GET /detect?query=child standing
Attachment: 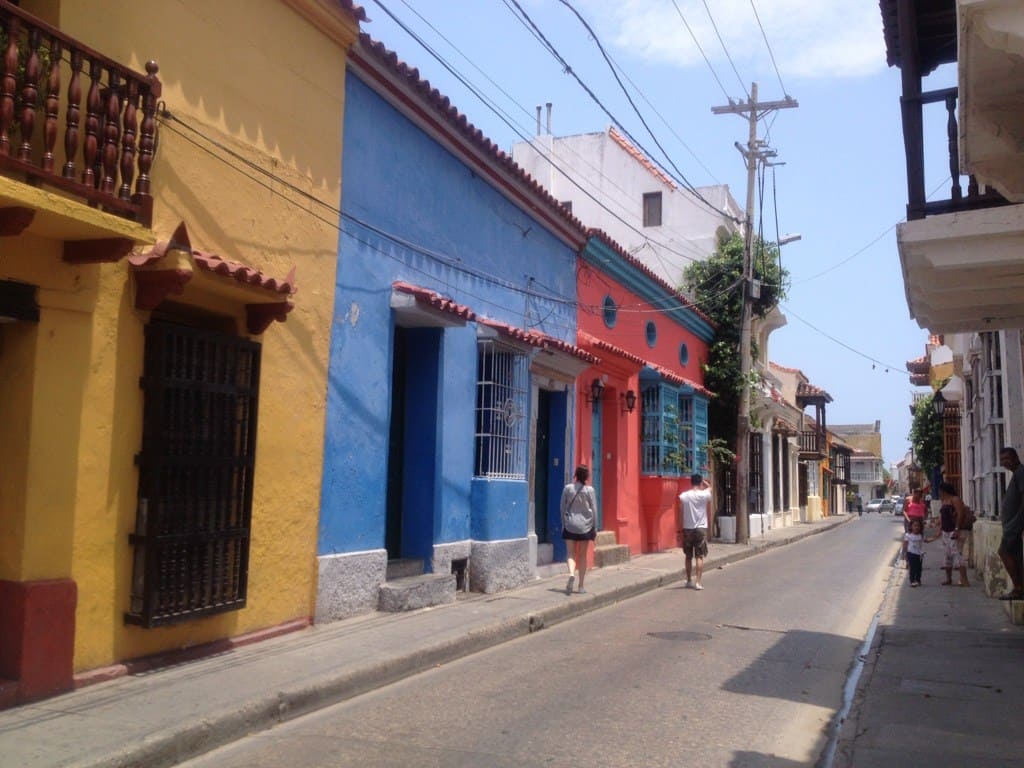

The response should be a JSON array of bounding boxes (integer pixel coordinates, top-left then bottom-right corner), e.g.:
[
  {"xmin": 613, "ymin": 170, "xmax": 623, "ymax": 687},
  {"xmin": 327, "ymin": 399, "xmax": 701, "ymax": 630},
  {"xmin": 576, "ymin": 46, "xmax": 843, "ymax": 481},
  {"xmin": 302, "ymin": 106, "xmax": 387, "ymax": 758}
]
[{"xmin": 903, "ymin": 518, "xmax": 934, "ymax": 587}]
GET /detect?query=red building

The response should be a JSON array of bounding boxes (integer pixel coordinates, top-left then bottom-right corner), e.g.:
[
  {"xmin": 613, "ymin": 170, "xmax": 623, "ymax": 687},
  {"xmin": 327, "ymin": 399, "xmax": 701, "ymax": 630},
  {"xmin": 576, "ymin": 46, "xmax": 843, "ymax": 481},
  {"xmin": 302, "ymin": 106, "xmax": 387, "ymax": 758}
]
[{"xmin": 574, "ymin": 232, "xmax": 715, "ymax": 556}]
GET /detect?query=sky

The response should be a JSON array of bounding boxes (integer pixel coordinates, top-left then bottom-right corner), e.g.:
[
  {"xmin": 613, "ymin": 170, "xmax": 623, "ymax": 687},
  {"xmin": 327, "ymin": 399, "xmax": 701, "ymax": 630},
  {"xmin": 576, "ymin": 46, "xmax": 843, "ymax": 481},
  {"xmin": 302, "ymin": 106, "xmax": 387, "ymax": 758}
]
[{"xmin": 358, "ymin": 0, "xmax": 955, "ymax": 467}]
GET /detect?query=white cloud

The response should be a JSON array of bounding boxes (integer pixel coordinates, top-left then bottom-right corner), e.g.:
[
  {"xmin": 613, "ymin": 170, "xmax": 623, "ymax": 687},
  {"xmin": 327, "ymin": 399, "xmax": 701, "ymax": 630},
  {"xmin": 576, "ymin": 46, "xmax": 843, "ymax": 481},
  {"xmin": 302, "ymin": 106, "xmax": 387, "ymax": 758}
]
[{"xmin": 580, "ymin": 0, "xmax": 886, "ymax": 84}]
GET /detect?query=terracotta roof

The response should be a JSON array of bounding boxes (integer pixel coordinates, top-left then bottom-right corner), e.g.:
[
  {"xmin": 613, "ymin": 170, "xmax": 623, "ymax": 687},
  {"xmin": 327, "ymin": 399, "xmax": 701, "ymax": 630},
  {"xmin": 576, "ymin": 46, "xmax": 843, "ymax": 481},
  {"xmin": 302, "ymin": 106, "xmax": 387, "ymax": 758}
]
[
  {"xmin": 646, "ymin": 363, "xmax": 714, "ymax": 398},
  {"xmin": 910, "ymin": 371, "xmax": 929, "ymax": 386},
  {"xmin": 585, "ymin": 228, "xmax": 714, "ymax": 328},
  {"xmin": 353, "ymin": 34, "xmax": 587, "ymax": 246},
  {"xmin": 773, "ymin": 418, "xmax": 798, "ymax": 436},
  {"xmin": 607, "ymin": 126, "xmax": 677, "ymax": 190},
  {"xmin": 338, "ymin": 0, "xmax": 368, "ymax": 21},
  {"xmin": 392, "ymin": 281, "xmax": 476, "ymax": 321},
  {"xmin": 130, "ymin": 222, "xmax": 296, "ymax": 296},
  {"xmin": 578, "ymin": 331, "xmax": 645, "ymax": 367},
  {"xmin": 769, "ymin": 361, "xmax": 805, "ymax": 377},
  {"xmin": 797, "ymin": 381, "xmax": 833, "ymax": 402},
  {"xmin": 479, "ymin": 318, "xmax": 599, "ymax": 364}
]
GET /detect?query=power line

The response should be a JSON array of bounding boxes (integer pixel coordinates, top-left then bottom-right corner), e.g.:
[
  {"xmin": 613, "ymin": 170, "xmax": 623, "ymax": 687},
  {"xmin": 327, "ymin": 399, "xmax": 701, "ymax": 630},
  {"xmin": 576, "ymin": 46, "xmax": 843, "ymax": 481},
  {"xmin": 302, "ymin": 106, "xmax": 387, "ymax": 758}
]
[
  {"xmin": 501, "ymin": 0, "xmax": 738, "ymax": 224},
  {"xmin": 701, "ymin": 0, "xmax": 748, "ymax": 99},
  {"xmin": 780, "ymin": 303, "xmax": 911, "ymax": 377},
  {"xmin": 374, "ymin": 0, "xmax": 722, "ymax": 265},
  {"xmin": 158, "ymin": 110, "xmax": 737, "ymax": 321},
  {"xmin": 748, "ymin": 0, "xmax": 788, "ymax": 97},
  {"xmin": 670, "ymin": 0, "xmax": 730, "ymax": 102}
]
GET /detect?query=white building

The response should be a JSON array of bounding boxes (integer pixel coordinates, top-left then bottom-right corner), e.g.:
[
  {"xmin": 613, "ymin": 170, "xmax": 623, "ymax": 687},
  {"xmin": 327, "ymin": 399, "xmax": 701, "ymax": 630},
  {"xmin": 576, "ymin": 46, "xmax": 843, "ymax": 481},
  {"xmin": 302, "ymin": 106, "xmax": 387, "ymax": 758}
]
[{"xmin": 511, "ymin": 125, "xmax": 742, "ymax": 287}]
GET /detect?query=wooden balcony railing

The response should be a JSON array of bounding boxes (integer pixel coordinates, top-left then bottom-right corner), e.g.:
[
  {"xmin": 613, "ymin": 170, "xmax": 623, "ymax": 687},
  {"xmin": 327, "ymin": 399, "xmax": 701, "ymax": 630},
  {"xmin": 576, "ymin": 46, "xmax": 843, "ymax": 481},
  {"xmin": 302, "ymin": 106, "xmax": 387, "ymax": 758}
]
[
  {"xmin": 901, "ymin": 86, "xmax": 1008, "ymax": 221},
  {"xmin": 798, "ymin": 429, "xmax": 824, "ymax": 458},
  {"xmin": 0, "ymin": 2, "xmax": 160, "ymax": 225}
]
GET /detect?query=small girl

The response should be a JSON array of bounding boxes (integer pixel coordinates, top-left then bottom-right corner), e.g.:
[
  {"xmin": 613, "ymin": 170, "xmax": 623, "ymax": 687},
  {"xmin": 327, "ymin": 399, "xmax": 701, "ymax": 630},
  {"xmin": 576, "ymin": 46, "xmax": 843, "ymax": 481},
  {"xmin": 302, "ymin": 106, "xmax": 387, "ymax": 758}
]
[{"xmin": 904, "ymin": 518, "xmax": 936, "ymax": 587}]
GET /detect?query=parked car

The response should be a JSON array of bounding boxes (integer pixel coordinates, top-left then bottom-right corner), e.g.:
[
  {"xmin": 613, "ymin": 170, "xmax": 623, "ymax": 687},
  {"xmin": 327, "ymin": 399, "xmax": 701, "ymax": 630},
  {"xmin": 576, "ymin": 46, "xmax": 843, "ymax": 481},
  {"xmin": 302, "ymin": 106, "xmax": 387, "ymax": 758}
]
[
  {"xmin": 892, "ymin": 497, "xmax": 904, "ymax": 515},
  {"xmin": 865, "ymin": 497, "xmax": 893, "ymax": 513}
]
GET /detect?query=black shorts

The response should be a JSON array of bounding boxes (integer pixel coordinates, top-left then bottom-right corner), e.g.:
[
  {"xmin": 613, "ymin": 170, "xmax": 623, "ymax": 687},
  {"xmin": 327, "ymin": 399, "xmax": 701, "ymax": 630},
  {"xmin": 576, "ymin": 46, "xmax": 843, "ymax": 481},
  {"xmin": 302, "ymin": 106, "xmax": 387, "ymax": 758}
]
[
  {"xmin": 999, "ymin": 529, "xmax": 1023, "ymax": 559},
  {"xmin": 562, "ymin": 528, "xmax": 596, "ymax": 541}
]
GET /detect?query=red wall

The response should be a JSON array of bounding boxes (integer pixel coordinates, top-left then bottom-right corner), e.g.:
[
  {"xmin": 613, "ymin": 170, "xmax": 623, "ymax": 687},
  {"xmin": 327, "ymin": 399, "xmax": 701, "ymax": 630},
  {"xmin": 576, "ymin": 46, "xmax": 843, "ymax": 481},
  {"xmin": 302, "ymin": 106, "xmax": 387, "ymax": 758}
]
[{"xmin": 575, "ymin": 260, "xmax": 711, "ymax": 553}]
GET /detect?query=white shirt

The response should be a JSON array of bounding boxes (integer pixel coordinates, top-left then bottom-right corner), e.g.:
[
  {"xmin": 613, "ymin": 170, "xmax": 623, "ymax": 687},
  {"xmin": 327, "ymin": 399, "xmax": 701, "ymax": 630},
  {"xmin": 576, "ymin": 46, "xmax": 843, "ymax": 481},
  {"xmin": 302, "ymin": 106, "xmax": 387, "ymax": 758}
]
[
  {"xmin": 905, "ymin": 532, "xmax": 924, "ymax": 556},
  {"xmin": 678, "ymin": 487, "xmax": 712, "ymax": 530}
]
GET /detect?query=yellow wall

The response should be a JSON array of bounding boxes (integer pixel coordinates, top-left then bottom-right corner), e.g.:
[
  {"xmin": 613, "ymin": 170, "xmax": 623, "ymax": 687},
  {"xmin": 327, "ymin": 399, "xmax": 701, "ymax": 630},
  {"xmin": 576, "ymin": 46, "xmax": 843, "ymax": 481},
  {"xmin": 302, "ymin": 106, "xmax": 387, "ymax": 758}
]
[
  {"xmin": 8, "ymin": 0, "xmax": 358, "ymax": 671},
  {"xmin": 839, "ymin": 432, "xmax": 883, "ymax": 458}
]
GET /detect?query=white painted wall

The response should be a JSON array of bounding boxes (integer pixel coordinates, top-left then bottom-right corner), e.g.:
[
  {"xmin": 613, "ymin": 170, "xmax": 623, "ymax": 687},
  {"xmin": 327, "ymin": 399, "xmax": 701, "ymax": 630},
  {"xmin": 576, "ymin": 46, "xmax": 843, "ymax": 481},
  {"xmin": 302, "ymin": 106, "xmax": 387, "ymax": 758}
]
[{"xmin": 512, "ymin": 128, "xmax": 741, "ymax": 287}]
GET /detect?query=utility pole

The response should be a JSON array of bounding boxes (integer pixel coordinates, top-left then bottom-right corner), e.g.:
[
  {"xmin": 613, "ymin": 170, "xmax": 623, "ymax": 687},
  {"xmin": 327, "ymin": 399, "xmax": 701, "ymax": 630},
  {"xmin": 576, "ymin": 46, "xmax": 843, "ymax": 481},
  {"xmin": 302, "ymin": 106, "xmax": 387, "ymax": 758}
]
[{"xmin": 712, "ymin": 83, "xmax": 797, "ymax": 544}]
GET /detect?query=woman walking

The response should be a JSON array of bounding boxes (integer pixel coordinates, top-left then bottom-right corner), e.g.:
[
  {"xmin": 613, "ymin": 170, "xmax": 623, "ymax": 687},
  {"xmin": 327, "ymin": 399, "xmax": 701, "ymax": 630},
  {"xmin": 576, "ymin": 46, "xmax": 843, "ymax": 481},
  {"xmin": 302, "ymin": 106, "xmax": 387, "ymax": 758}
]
[{"xmin": 560, "ymin": 465, "xmax": 598, "ymax": 595}]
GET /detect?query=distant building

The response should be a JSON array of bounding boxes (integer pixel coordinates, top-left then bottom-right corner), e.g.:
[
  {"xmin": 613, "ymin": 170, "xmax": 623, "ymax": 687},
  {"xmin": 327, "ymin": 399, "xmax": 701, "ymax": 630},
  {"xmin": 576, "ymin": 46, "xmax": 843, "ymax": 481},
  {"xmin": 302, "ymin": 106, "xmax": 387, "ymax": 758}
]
[
  {"xmin": 832, "ymin": 423, "xmax": 885, "ymax": 500},
  {"xmin": 511, "ymin": 126, "xmax": 742, "ymax": 288}
]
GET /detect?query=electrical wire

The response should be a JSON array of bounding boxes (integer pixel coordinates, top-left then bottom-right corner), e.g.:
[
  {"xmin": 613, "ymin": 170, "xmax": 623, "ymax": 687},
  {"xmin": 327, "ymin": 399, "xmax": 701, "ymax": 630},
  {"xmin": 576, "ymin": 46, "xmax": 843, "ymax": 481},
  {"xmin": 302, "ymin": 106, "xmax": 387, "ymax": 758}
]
[
  {"xmin": 779, "ymin": 303, "xmax": 911, "ymax": 377},
  {"xmin": 670, "ymin": 0, "xmax": 730, "ymax": 102},
  {"xmin": 500, "ymin": 0, "xmax": 738, "ymax": 224},
  {"xmin": 749, "ymin": 0, "xmax": 788, "ymax": 97},
  {"xmin": 374, "ymin": 0, "xmax": 723, "ymax": 266},
  {"xmin": 700, "ymin": 0, "xmax": 749, "ymax": 99}
]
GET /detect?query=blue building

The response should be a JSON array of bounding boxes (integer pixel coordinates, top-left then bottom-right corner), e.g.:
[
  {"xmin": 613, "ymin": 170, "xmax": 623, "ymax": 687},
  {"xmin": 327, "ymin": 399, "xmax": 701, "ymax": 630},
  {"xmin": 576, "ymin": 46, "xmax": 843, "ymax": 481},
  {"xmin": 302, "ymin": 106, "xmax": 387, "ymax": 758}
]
[{"xmin": 316, "ymin": 37, "xmax": 594, "ymax": 620}]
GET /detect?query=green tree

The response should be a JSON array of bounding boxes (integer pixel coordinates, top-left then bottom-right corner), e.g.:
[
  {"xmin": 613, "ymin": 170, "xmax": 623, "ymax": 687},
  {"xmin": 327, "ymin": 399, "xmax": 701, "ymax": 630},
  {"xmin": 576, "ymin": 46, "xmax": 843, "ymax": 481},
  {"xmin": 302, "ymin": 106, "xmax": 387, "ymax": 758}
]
[
  {"xmin": 682, "ymin": 233, "xmax": 789, "ymax": 453},
  {"xmin": 909, "ymin": 394, "xmax": 944, "ymax": 478}
]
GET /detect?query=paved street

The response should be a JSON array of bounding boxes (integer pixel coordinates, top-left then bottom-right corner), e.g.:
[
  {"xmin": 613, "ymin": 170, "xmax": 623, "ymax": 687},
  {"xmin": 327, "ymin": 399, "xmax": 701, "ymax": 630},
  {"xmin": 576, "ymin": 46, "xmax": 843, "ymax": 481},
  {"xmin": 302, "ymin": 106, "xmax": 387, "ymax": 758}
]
[{"xmin": 181, "ymin": 516, "xmax": 900, "ymax": 767}]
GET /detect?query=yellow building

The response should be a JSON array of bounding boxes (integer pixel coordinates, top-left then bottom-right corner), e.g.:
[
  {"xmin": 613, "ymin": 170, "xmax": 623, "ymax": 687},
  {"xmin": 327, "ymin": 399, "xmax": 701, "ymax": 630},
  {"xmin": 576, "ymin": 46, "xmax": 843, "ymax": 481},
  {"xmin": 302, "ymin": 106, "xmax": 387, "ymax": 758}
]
[{"xmin": 0, "ymin": 0, "xmax": 362, "ymax": 706}]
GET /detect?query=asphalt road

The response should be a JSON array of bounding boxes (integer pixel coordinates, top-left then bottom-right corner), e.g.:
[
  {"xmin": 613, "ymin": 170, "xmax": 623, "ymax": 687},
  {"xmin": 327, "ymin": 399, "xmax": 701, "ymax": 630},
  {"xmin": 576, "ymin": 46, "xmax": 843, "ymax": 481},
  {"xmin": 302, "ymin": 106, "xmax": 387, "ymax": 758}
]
[{"xmin": 183, "ymin": 515, "xmax": 905, "ymax": 768}]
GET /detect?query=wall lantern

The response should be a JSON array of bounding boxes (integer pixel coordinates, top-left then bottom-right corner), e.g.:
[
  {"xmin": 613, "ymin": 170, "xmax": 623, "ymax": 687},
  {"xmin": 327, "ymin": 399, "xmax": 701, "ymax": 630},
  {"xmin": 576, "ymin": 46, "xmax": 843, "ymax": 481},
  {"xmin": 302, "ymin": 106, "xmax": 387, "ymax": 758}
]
[
  {"xmin": 621, "ymin": 389, "xmax": 637, "ymax": 414},
  {"xmin": 586, "ymin": 377, "xmax": 605, "ymax": 409},
  {"xmin": 932, "ymin": 390, "xmax": 946, "ymax": 418}
]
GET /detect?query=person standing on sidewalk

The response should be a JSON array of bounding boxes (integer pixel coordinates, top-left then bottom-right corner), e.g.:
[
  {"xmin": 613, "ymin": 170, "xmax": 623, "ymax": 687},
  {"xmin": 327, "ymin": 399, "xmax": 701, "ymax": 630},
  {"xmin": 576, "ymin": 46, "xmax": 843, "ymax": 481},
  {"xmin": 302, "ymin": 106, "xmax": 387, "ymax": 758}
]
[
  {"xmin": 903, "ymin": 518, "xmax": 929, "ymax": 587},
  {"xmin": 903, "ymin": 488, "xmax": 927, "ymax": 533},
  {"xmin": 677, "ymin": 473, "xmax": 713, "ymax": 590},
  {"xmin": 997, "ymin": 447, "xmax": 1024, "ymax": 600},
  {"xmin": 560, "ymin": 465, "xmax": 597, "ymax": 595},
  {"xmin": 937, "ymin": 482, "xmax": 971, "ymax": 587}
]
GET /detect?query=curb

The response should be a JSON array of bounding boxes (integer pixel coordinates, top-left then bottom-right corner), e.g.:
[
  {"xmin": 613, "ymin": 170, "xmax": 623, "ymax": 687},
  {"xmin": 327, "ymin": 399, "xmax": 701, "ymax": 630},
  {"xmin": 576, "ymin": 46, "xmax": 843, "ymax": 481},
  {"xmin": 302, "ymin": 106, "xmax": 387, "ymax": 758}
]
[{"xmin": 71, "ymin": 518, "xmax": 852, "ymax": 768}]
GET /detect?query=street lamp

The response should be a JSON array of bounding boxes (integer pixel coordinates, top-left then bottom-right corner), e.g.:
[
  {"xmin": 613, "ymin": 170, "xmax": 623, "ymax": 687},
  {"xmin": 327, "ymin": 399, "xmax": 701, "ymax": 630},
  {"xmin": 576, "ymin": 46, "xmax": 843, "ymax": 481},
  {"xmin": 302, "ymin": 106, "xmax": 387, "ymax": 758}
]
[
  {"xmin": 777, "ymin": 233, "xmax": 802, "ymax": 246},
  {"xmin": 933, "ymin": 390, "xmax": 947, "ymax": 418}
]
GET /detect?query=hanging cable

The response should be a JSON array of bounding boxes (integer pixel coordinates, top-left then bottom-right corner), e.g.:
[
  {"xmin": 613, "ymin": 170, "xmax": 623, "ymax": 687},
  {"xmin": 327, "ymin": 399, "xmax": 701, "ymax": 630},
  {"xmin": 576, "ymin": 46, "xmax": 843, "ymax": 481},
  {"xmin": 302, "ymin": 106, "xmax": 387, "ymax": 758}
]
[
  {"xmin": 700, "ymin": 0, "xmax": 749, "ymax": 98},
  {"xmin": 749, "ymin": 0, "xmax": 788, "ymax": 97}
]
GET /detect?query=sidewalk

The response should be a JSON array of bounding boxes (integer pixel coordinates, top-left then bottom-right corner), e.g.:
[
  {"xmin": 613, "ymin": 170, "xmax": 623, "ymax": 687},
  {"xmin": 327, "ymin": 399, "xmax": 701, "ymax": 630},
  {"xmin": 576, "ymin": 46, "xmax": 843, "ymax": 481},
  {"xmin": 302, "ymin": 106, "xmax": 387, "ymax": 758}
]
[
  {"xmin": 834, "ymin": 533, "xmax": 1024, "ymax": 767},
  {"xmin": 0, "ymin": 516, "xmax": 851, "ymax": 768}
]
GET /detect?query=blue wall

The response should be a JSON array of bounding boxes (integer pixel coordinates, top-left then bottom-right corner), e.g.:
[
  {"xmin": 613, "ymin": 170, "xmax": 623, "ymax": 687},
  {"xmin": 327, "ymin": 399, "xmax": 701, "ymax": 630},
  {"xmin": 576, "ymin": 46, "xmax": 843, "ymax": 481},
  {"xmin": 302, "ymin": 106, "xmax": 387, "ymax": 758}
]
[{"xmin": 318, "ymin": 73, "xmax": 577, "ymax": 556}]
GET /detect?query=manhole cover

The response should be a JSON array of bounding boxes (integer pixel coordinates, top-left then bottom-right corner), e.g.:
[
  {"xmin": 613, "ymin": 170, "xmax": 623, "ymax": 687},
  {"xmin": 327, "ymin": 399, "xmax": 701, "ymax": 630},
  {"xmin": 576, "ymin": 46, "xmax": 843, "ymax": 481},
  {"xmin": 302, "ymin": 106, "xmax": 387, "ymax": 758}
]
[{"xmin": 647, "ymin": 631, "xmax": 712, "ymax": 642}]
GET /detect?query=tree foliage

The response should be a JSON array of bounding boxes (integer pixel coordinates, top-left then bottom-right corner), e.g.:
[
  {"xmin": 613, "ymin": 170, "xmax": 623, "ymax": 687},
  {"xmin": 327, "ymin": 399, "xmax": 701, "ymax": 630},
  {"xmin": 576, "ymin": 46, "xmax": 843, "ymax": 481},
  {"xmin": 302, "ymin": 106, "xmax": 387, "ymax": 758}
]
[
  {"xmin": 909, "ymin": 395, "xmax": 944, "ymax": 478},
  {"xmin": 682, "ymin": 233, "xmax": 790, "ymax": 450}
]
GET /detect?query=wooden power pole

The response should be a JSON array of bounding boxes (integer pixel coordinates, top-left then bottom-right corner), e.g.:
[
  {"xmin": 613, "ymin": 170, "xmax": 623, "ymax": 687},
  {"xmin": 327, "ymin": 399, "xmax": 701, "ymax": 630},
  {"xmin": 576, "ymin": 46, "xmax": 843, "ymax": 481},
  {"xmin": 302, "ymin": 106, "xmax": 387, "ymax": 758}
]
[{"xmin": 712, "ymin": 83, "xmax": 797, "ymax": 544}]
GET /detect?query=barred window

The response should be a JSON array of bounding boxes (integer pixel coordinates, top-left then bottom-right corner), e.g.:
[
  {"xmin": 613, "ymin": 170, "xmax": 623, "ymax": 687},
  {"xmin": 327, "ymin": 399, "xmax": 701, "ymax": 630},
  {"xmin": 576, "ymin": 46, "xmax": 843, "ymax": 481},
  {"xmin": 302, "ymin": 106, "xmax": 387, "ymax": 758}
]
[
  {"xmin": 641, "ymin": 382, "xmax": 707, "ymax": 476},
  {"xmin": 474, "ymin": 340, "xmax": 528, "ymax": 479},
  {"xmin": 126, "ymin": 320, "xmax": 260, "ymax": 628}
]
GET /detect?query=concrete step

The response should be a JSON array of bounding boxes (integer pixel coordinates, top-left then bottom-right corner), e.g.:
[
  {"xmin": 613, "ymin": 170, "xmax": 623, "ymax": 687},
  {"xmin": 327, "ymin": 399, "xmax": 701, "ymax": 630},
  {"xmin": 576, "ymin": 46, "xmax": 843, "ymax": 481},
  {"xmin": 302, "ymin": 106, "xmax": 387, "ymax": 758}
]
[
  {"xmin": 594, "ymin": 544, "xmax": 631, "ymax": 568},
  {"xmin": 386, "ymin": 558, "xmax": 424, "ymax": 580},
  {"xmin": 378, "ymin": 573, "xmax": 456, "ymax": 612},
  {"xmin": 594, "ymin": 530, "xmax": 630, "ymax": 568}
]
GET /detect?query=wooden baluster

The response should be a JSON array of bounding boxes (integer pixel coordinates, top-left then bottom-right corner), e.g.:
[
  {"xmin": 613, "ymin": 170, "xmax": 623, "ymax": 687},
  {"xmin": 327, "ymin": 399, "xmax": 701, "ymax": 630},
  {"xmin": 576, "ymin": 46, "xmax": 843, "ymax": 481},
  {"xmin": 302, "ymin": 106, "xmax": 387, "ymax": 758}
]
[
  {"xmin": 0, "ymin": 19, "xmax": 18, "ymax": 158},
  {"xmin": 62, "ymin": 48, "xmax": 83, "ymax": 179},
  {"xmin": 100, "ymin": 70, "xmax": 121, "ymax": 194},
  {"xmin": 82, "ymin": 58, "xmax": 101, "ymax": 188},
  {"xmin": 42, "ymin": 37, "xmax": 61, "ymax": 174},
  {"xmin": 17, "ymin": 26, "xmax": 40, "ymax": 162},
  {"xmin": 946, "ymin": 93, "xmax": 961, "ymax": 202},
  {"xmin": 134, "ymin": 61, "xmax": 160, "ymax": 217},
  {"xmin": 119, "ymin": 78, "xmax": 138, "ymax": 199}
]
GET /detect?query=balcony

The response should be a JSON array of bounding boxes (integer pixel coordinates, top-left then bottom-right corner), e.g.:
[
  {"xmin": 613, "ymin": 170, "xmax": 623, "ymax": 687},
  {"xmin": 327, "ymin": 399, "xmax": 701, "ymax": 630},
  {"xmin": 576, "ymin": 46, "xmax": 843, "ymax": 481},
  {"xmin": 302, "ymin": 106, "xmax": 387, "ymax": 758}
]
[
  {"xmin": 798, "ymin": 429, "xmax": 825, "ymax": 461},
  {"xmin": 881, "ymin": 0, "xmax": 1024, "ymax": 334},
  {"xmin": 0, "ymin": 2, "xmax": 160, "ymax": 236}
]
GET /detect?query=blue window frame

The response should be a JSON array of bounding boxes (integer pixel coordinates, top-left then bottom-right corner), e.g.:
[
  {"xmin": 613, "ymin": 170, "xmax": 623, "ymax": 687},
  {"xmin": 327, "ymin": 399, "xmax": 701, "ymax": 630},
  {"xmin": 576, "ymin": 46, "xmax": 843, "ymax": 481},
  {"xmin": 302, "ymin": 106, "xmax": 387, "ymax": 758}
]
[
  {"xmin": 640, "ymin": 375, "xmax": 709, "ymax": 476},
  {"xmin": 602, "ymin": 295, "xmax": 618, "ymax": 328},
  {"xmin": 645, "ymin": 320, "xmax": 657, "ymax": 348}
]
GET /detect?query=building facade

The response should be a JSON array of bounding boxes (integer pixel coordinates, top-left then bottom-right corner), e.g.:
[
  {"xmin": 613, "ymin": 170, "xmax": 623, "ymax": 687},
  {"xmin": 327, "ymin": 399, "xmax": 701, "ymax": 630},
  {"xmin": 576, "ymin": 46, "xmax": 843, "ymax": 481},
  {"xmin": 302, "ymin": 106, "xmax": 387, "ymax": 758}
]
[{"xmin": 0, "ymin": 0, "xmax": 362, "ymax": 707}]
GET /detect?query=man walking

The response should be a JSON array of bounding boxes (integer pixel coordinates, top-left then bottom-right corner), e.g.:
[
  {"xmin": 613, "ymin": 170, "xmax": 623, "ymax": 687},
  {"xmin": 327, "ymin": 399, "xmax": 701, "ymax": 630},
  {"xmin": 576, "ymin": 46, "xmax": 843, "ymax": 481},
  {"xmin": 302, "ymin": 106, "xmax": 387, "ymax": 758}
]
[
  {"xmin": 998, "ymin": 447, "xmax": 1024, "ymax": 600},
  {"xmin": 678, "ymin": 473, "xmax": 714, "ymax": 590}
]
